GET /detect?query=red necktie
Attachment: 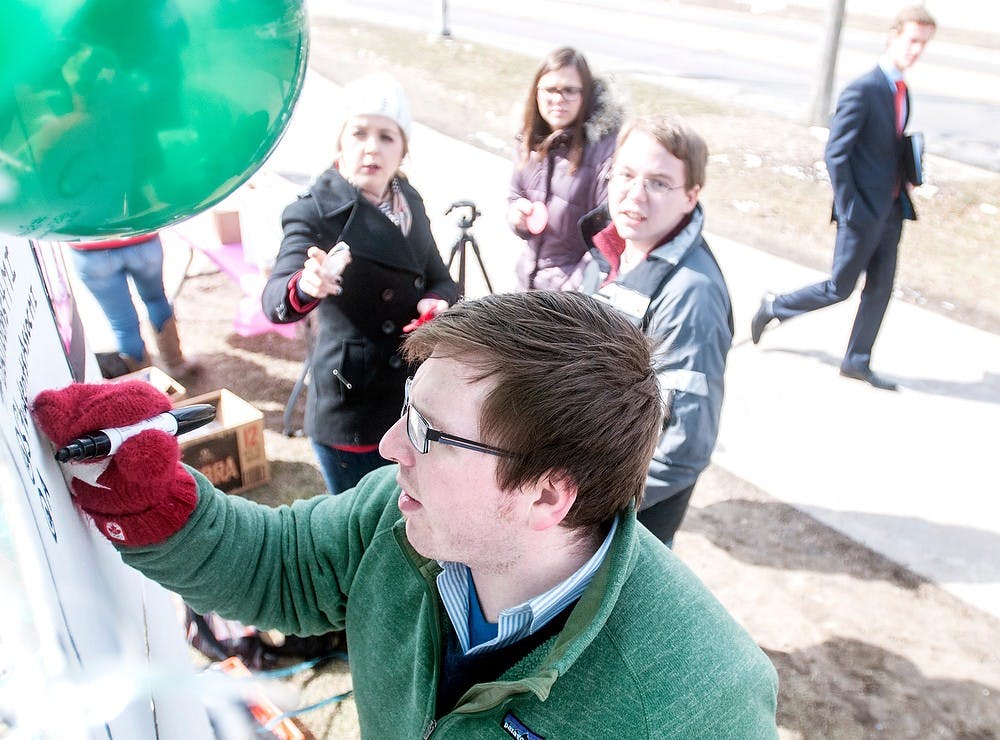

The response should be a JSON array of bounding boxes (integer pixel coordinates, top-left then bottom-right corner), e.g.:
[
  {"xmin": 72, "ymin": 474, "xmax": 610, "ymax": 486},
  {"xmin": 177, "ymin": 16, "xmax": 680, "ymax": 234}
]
[{"xmin": 894, "ymin": 80, "xmax": 907, "ymax": 136}]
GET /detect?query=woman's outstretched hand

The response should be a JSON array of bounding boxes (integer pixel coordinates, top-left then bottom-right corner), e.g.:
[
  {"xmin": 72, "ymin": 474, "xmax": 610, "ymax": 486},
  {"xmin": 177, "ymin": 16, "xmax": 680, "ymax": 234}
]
[{"xmin": 299, "ymin": 243, "xmax": 352, "ymax": 298}]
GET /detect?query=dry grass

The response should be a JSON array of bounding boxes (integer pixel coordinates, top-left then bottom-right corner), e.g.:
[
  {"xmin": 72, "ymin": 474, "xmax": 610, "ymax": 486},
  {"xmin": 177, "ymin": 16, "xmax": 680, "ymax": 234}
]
[
  {"xmin": 310, "ymin": 17, "xmax": 1000, "ymax": 333},
  {"xmin": 172, "ymin": 259, "xmax": 1000, "ymax": 739},
  {"xmin": 164, "ymin": 17, "xmax": 1000, "ymax": 737}
]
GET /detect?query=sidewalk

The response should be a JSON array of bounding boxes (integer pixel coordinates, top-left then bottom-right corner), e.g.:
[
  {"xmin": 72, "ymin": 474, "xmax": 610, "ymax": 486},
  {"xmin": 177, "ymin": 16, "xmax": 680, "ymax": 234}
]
[
  {"xmin": 259, "ymin": 70, "xmax": 524, "ymax": 295},
  {"xmin": 256, "ymin": 69, "xmax": 1000, "ymax": 618},
  {"xmin": 83, "ymin": 68, "xmax": 992, "ymax": 620},
  {"xmin": 718, "ymin": 238, "xmax": 1000, "ymax": 618}
]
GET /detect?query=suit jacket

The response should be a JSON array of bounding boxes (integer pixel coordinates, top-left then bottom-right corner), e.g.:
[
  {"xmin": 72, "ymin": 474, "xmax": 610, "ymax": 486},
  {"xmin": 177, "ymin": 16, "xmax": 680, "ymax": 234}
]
[{"xmin": 825, "ymin": 66, "xmax": 916, "ymax": 227}]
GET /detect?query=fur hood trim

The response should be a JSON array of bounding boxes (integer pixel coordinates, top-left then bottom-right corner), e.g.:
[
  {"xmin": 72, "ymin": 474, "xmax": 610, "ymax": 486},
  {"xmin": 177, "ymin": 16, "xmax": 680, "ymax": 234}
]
[{"xmin": 585, "ymin": 77, "xmax": 626, "ymax": 144}]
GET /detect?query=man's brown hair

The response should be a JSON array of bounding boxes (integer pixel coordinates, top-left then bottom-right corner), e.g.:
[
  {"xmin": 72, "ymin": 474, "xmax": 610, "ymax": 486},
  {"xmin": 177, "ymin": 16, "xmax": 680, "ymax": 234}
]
[
  {"xmin": 616, "ymin": 115, "xmax": 708, "ymax": 191},
  {"xmin": 402, "ymin": 291, "xmax": 663, "ymax": 532},
  {"xmin": 891, "ymin": 5, "xmax": 937, "ymax": 31}
]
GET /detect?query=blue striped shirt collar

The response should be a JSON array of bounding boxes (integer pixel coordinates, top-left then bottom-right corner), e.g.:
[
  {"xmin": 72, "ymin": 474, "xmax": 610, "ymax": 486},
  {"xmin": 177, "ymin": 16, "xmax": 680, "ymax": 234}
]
[{"xmin": 437, "ymin": 516, "xmax": 619, "ymax": 656}]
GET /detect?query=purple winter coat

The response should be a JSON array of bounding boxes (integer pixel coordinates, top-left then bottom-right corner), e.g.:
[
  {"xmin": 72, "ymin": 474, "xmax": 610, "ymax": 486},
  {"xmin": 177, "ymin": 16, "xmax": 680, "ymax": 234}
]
[{"xmin": 508, "ymin": 80, "xmax": 624, "ymax": 291}]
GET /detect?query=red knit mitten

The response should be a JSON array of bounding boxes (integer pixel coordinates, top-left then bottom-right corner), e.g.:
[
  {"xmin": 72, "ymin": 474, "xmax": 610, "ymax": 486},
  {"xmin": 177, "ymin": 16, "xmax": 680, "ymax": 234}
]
[{"xmin": 32, "ymin": 381, "xmax": 198, "ymax": 546}]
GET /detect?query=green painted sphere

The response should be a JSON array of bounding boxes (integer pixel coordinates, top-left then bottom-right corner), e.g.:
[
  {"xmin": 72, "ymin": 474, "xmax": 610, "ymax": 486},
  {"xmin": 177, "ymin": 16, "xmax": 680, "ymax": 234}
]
[{"xmin": 0, "ymin": 0, "xmax": 308, "ymax": 238}]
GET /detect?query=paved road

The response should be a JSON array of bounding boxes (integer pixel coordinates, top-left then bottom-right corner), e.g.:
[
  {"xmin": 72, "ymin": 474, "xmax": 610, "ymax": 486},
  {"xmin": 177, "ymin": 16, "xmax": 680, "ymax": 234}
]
[{"xmin": 311, "ymin": 0, "xmax": 1000, "ymax": 170}]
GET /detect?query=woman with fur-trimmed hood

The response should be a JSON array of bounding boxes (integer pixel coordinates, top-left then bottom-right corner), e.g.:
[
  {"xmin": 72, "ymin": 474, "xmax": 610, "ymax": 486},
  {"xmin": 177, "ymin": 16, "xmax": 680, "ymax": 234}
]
[{"xmin": 508, "ymin": 47, "xmax": 625, "ymax": 291}]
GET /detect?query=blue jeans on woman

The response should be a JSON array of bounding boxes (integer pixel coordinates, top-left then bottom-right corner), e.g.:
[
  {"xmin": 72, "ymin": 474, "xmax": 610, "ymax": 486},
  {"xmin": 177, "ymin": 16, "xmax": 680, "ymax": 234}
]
[
  {"xmin": 71, "ymin": 238, "xmax": 173, "ymax": 361},
  {"xmin": 311, "ymin": 442, "xmax": 389, "ymax": 495}
]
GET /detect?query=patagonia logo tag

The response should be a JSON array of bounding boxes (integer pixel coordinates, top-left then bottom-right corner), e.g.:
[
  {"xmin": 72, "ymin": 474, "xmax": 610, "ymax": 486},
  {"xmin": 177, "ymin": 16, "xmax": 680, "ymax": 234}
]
[{"xmin": 501, "ymin": 711, "xmax": 545, "ymax": 740}]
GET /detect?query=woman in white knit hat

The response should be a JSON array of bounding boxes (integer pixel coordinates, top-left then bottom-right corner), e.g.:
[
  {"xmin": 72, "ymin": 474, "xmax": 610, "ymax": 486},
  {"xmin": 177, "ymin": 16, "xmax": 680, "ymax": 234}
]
[{"xmin": 262, "ymin": 73, "xmax": 458, "ymax": 495}]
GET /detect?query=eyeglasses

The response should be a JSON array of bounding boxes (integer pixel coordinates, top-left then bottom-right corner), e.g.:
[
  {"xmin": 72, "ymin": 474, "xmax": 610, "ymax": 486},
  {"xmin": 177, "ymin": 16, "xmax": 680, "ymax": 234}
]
[
  {"xmin": 537, "ymin": 85, "xmax": 583, "ymax": 101},
  {"xmin": 401, "ymin": 377, "xmax": 513, "ymax": 458},
  {"xmin": 608, "ymin": 170, "xmax": 686, "ymax": 197}
]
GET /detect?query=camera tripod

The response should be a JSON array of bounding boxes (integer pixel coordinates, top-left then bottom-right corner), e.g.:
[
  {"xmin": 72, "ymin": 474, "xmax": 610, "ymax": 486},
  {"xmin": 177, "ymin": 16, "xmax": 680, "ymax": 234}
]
[{"xmin": 445, "ymin": 200, "xmax": 493, "ymax": 296}]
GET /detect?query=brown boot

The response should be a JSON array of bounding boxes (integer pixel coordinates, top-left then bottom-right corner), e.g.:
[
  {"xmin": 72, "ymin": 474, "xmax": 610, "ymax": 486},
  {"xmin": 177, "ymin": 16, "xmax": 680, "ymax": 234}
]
[{"xmin": 154, "ymin": 316, "xmax": 201, "ymax": 378}]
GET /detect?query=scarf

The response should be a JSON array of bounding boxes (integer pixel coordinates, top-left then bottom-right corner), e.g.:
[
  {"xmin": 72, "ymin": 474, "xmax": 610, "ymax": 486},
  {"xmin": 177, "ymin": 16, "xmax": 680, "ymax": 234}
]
[{"xmin": 376, "ymin": 177, "xmax": 412, "ymax": 236}]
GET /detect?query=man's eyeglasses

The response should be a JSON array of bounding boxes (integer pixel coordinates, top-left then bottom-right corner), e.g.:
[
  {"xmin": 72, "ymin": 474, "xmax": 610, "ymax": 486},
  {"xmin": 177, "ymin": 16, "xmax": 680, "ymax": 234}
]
[
  {"xmin": 608, "ymin": 169, "xmax": 686, "ymax": 197},
  {"xmin": 537, "ymin": 85, "xmax": 583, "ymax": 101},
  {"xmin": 401, "ymin": 377, "xmax": 512, "ymax": 458}
]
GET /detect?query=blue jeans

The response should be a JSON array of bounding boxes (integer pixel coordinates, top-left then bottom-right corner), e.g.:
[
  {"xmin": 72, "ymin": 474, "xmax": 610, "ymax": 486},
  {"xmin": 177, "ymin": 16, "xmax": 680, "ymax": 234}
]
[
  {"xmin": 71, "ymin": 238, "xmax": 173, "ymax": 361},
  {"xmin": 311, "ymin": 442, "xmax": 389, "ymax": 495}
]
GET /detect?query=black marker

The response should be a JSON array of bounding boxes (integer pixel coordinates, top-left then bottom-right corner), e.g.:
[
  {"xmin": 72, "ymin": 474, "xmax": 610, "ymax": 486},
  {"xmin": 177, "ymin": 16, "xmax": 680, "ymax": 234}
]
[{"xmin": 54, "ymin": 404, "xmax": 216, "ymax": 462}]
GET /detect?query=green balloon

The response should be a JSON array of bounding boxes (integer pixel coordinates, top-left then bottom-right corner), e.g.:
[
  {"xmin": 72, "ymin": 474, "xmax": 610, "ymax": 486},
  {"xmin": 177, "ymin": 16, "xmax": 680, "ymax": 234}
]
[{"xmin": 0, "ymin": 0, "xmax": 308, "ymax": 238}]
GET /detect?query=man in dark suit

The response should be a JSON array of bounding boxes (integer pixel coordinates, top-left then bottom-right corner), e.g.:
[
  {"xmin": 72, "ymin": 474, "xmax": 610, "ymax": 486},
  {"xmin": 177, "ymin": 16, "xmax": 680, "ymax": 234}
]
[{"xmin": 751, "ymin": 5, "xmax": 937, "ymax": 391}]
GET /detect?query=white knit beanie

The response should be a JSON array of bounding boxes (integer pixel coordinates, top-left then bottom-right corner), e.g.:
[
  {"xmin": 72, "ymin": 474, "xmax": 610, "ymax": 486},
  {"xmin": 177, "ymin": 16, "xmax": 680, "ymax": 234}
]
[{"xmin": 339, "ymin": 73, "xmax": 412, "ymax": 141}]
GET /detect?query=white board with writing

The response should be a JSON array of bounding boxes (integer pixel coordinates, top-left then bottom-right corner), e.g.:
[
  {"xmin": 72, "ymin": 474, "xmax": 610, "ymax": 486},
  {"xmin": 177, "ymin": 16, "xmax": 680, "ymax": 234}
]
[{"xmin": 0, "ymin": 242, "xmax": 214, "ymax": 738}]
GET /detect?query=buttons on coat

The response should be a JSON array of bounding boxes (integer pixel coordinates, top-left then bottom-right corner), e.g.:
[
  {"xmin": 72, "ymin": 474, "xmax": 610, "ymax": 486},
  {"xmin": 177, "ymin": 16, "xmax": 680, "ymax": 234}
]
[
  {"xmin": 381, "ymin": 288, "xmax": 395, "ymax": 302},
  {"xmin": 381, "ymin": 320, "xmax": 396, "ymax": 334},
  {"xmin": 414, "ymin": 276, "xmax": 425, "ymax": 290},
  {"xmin": 388, "ymin": 355, "xmax": 403, "ymax": 369}
]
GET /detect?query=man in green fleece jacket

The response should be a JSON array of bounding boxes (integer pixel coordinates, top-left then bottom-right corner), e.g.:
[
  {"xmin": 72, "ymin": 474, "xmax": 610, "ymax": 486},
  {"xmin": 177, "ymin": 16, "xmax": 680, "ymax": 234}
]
[{"xmin": 33, "ymin": 290, "xmax": 778, "ymax": 739}]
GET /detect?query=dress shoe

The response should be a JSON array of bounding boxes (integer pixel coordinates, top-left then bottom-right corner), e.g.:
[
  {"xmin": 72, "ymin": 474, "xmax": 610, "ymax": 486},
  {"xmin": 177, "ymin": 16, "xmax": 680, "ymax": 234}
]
[
  {"xmin": 750, "ymin": 293, "xmax": 776, "ymax": 344},
  {"xmin": 839, "ymin": 366, "xmax": 898, "ymax": 391}
]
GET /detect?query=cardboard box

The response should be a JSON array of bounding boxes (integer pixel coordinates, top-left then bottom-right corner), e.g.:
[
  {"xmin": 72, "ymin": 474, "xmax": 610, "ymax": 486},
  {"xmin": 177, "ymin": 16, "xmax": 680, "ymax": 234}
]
[
  {"xmin": 213, "ymin": 209, "xmax": 242, "ymax": 245},
  {"xmin": 108, "ymin": 365, "xmax": 187, "ymax": 403},
  {"xmin": 174, "ymin": 389, "xmax": 269, "ymax": 495}
]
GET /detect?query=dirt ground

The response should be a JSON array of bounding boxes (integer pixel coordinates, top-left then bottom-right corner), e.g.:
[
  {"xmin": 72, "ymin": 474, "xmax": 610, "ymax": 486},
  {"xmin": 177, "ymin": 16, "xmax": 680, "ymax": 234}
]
[
  {"xmin": 167, "ymin": 251, "xmax": 1000, "ymax": 738},
  {"xmin": 160, "ymin": 14, "xmax": 999, "ymax": 738},
  {"xmin": 308, "ymin": 18, "xmax": 1000, "ymax": 335}
]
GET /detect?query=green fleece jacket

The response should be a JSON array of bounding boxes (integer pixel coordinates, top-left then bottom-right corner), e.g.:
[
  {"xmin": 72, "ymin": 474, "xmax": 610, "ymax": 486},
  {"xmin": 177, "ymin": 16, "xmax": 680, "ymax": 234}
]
[{"xmin": 122, "ymin": 465, "xmax": 778, "ymax": 739}]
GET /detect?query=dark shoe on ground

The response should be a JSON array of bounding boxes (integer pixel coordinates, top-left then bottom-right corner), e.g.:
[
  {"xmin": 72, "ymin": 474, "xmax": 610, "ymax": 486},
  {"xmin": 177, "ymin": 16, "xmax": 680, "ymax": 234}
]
[
  {"xmin": 96, "ymin": 351, "xmax": 152, "ymax": 378},
  {"xmin": 750, "ymin": 293, "xmax": 776, "ymax": 344},
  {"xmin": 95, "ymin": 352, "xmax": 133, "ymax": 379},
  {"xmin": 839, "ymin": 366, "xmax": 898, "ymax": 391}
]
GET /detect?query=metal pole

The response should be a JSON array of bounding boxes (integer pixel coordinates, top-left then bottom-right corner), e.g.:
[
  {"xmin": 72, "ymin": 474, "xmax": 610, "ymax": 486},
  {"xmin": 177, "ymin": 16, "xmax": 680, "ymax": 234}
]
[
  {"xmin": 434, "ymin": 0, "xmax": 452, "ymax": 38},
  {"xmin": 806, "ymin": 0, "xmax": 847, "ymax": 126}
]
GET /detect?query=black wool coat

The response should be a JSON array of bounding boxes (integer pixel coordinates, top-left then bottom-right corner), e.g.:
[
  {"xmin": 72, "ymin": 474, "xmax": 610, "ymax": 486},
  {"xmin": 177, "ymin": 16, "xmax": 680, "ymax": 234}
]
[{"xmin": 262, "ymin": 168, "xmax": 458, "ymax": 448}]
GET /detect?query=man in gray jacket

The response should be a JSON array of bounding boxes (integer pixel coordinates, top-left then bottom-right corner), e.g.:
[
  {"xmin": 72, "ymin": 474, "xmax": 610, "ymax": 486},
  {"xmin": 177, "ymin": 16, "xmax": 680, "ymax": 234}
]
[{"xmin": 581, "ymin": 115, "xmax": 732, "ymax": 545}]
